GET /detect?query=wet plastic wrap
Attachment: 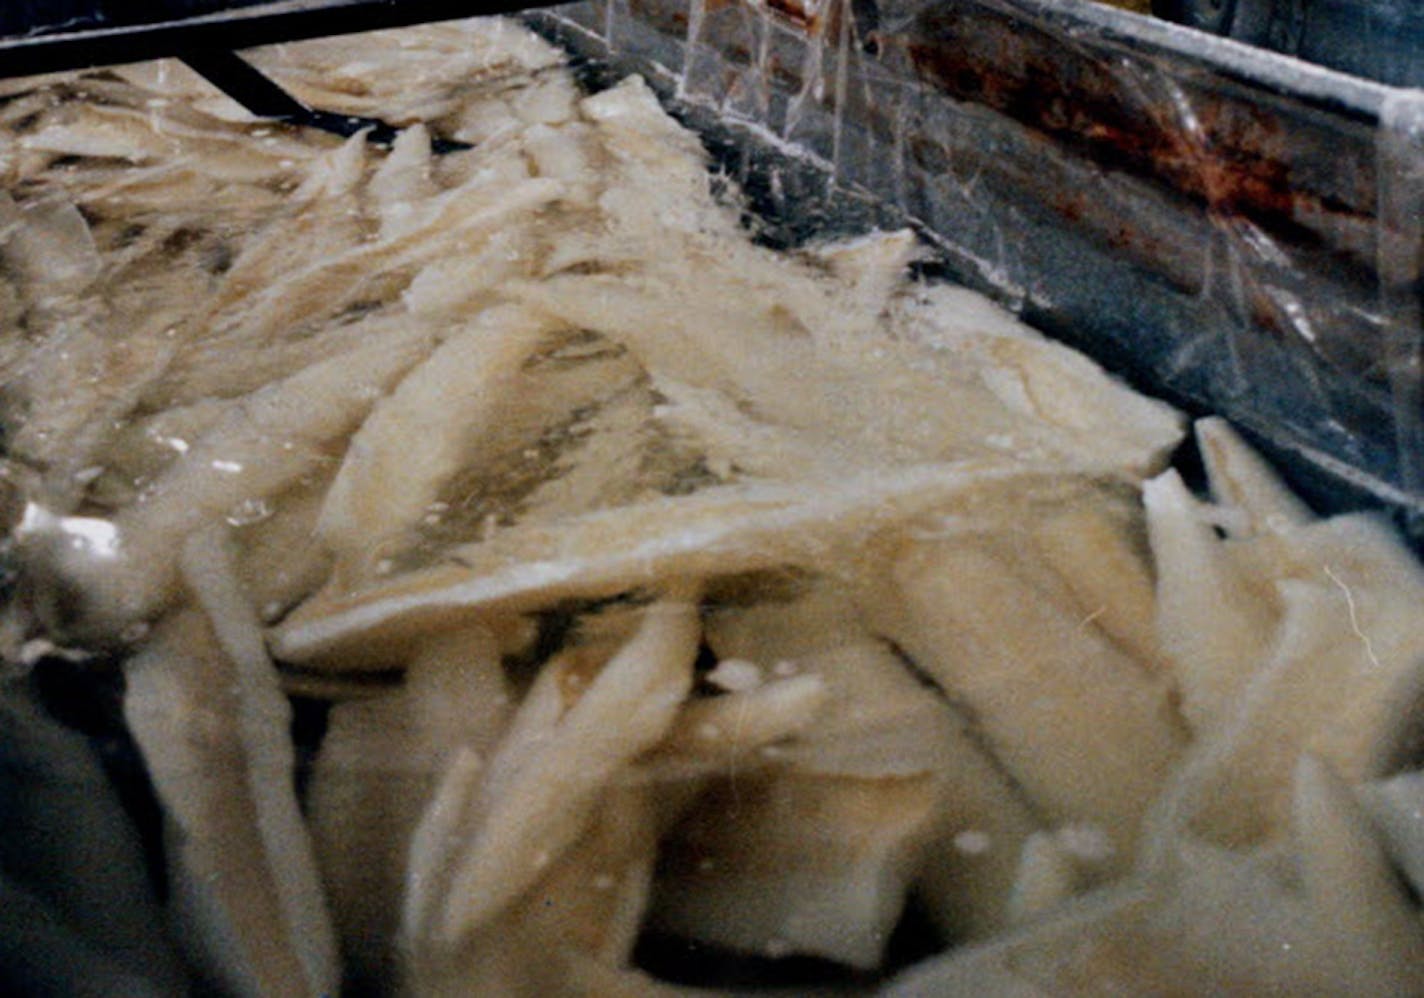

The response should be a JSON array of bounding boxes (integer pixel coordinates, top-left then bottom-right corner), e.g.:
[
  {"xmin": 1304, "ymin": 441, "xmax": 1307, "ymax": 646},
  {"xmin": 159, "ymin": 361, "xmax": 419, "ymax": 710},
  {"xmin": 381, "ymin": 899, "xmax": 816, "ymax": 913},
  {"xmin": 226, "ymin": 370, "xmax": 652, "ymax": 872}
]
[
  {"xmin": 1155, "ymin": 0, "xmax": 1424, "ymax": 88},
  {"xmin": 525, "ymin": 0, "xmax": 1424, "ymax": 536},
  {"xmin": 2, "ymin": 0, "xmax": 1418, "ymax": 533},
  {"xmin": 6, "ymin": 6, "xmax": 1424, "ymax": 993}
]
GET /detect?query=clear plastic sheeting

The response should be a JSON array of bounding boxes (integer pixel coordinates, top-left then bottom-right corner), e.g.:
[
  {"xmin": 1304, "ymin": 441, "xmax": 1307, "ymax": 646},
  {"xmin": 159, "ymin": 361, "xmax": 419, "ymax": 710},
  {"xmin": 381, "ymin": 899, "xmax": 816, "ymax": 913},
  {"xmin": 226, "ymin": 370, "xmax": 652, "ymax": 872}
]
[
  {"xmin": 527, "ymin": 0, "xmax": 1424, "ymax": 535},
  {"xmin": 1171, "ymin": 0, "xmax": 1424, "ymax": 89},
  {"xmin": 1377, "ymin": 89, "xmax": 1424, "ymax": 536},
  {"xmin": 3, "ymin": 10, "xmax": 1424, "ymax": 994}
]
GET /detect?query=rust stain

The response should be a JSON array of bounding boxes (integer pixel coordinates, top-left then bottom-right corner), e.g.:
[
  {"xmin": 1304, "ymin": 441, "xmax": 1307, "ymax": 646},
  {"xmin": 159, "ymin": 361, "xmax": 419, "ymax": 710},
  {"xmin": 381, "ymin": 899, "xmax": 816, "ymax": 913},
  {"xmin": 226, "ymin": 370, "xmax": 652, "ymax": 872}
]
[
  {"xmin": 627, "ymin": 0, "xmax": 685, "ymax": 35},
  {"xmin": 902, "ymin": 5, "xmax": 1369, "ymax": 249},
  {"xmin": 1054, "ymin": 191, "xmax": 1085, "ymax": 225},
  {"xmin": 764, "ymin": 0, "xmax": 820, "ymax": 32}
]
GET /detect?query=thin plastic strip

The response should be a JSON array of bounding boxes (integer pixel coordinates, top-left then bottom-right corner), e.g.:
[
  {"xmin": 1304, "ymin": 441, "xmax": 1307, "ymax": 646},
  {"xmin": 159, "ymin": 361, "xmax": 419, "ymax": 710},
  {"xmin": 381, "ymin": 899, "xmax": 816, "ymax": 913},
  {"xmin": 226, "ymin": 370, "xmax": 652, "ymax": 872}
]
[{"xmin": 1378, "ymin": 90, "xmax": 1424, "ymax": 535}]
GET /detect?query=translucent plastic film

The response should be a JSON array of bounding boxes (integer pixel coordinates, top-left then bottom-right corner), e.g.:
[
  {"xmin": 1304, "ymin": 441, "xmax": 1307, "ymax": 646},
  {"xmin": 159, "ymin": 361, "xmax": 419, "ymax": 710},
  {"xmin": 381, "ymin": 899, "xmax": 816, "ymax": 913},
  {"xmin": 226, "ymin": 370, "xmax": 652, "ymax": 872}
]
[
  {"xmin": 529, "ymin": 0, "xmax": 1424, "ymax": 531},
  {"xmin": 1378, "ymin": 90, "xmax": 1424, "ymax": 534},
  {"xmin": 6, "ymin": 11, "xmax": 1424, "ymax": 994}
]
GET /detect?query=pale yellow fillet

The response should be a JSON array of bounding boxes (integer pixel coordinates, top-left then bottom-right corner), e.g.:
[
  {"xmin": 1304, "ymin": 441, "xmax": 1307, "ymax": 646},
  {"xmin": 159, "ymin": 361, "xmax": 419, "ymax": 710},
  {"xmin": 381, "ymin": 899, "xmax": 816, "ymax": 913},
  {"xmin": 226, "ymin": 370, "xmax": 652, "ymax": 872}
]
[
  {"xmin": 272, "ymin": 464, "xmax": 1097, "ymax": 666},
  {"xmin": 1005, "ymin": 832, "xmax": 1082, "ymax": 925},
  {"xmin": 644, "ymin": 673, "xmax": 829, "ymax": 771},
  {"xmin": 369, "ymin": 124, "xmax": 439, "ymax": 239},
  {"xmin": 180, "ymin": 527, "xmax": 340, "ymax": 993},
  {"xmin": 510, "ymin": 265, "xmax": 1147, "ymax": 480},
  {"xmin": 1033, "ymin": 504, "xmax": 1166, "ymax": 673},
  {"xmin": 1144, "ymin": 468, "xmax": 1280, "ymax": 734},
  {"xmin": 699, "ymin": 589, "xmax": 1038, "ymax": 948},
  {"xmin": 1155, "ymin": 512, "xmax": 1424, "ymax": 848},
  {"xmin": 913, "ymin": 749, "xmax": 1044, "ymax": 944},
  {"xmin": 381, "ymin": 325, "xmax": 651, "ymax": 554},
  {"xmin": 1195, "ymin": 416, "xmax": 1313, "ymax": 534},
  {"xmin": 25, "ymin": 322, "xmax": 436, "ymax": 640},
  {"xmin": 886, "ymin": 801, "xmax": 1424, "ymax": 998},
  {"xmin": 0, "ymin": 192, "xmax": 99, "ymax": 299},
  {"xmin": 316, "ymin": 304, "xmax": 561, "ymax": 580},
  {"xmin": 651, "ymin": 769, "xmax": 943, "ymax": 969},
  {"xmin": 94, "ymin": 397, "xmax": 232, "ymax": 507},
  {"xmin": 309, "ymin": 625, "xmax": 512, "ymax": 990},
  {"xmin": 875, "ymin": 535, "xmax": 1184, "ymax": 868},
  {"xmin": 65, "ymin": 161, "xmax": 289, "ymax": 216},
  {"xmin": 6, "ymin": 321, "xmax": 177, "ymax": 511},
  {"xmin": 230, "ymin": 472, "xmax": 338, "ymax": 624},
  {"xmin": 521, "ymin": 121, "xmax": 604, "ymax": 203},
  {"xmin": 804, "ymin": 228, "xmax": 923, "ymax": 317},
  {"xmin": 190, "ymin": 135, "xmax": 365, "ymax": 323},
  {"xmin": 401, "ymin": 223, "xmax": 541, "ymax": 318},
  {"xmin": 186, "ymin": 171, "xmax": 562, "ymax": 380},
  {"xmin": 123, "ymin": 608, "xmax": 335, "ymax": 998},
  {"xmin": 633, "ymin": 593, "xmax": 946, "ymax": 965},
  {"xmin": 888, "ymin": 283, "xmax": 1186, "ymax": 474},
  {"xmin": 1358, "ymin": 769, "xmax": 1424, "ymax": 900},
  {"xmin": 706, "ymin": 585, "xmax": 997, "ymax": 772},
  {"xmin": 412, "ymin": 592, "xmax": 699, "ymax": 945},
  {"xmin": 1290, "ymin": 755, "xmax": 1424, "ymax": 994},
  {"xmin": 244, "ymin": 19, "xmax": 567, "ymax": 126},
  {"xmin": 407, "ymin": 784, "xmax": 666, "ymax": 998},
  {"xmin": 18, "ymin": 101, "xmax": 319, "ymax": 182},
  {"xmin": 155, "ymin": 310, "xmax": 428, "ymax": 414}
]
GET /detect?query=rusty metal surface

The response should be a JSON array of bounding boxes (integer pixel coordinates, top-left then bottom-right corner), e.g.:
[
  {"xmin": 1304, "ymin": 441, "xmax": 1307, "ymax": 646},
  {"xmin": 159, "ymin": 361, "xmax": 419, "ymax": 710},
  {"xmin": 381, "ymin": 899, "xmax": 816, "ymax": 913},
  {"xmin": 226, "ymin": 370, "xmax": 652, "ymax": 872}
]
[{"xmin": 526, "ymin": 0, "xmax": 1424, "ymax": 530}]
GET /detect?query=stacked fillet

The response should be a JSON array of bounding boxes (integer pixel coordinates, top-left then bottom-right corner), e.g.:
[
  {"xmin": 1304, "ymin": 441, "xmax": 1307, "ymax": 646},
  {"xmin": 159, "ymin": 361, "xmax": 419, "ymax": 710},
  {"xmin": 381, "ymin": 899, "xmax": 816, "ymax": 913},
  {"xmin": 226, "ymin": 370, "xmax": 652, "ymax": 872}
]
[{"xmin": 0, "ymin": 16, "xmax": 1421, "ymax": 997}]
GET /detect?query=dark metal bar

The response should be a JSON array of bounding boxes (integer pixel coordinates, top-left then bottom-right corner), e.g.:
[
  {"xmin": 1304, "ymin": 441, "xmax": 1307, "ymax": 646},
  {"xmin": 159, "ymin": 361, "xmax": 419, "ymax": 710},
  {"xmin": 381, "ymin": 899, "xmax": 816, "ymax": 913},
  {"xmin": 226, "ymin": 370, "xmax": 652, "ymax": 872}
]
[
  {"xmin": 177, "ymin": 48, "xmax": 313, "ymax": 120},
  {"xmin": 177, "ymin": 49, "xmax": 464, "ymax": 147}
]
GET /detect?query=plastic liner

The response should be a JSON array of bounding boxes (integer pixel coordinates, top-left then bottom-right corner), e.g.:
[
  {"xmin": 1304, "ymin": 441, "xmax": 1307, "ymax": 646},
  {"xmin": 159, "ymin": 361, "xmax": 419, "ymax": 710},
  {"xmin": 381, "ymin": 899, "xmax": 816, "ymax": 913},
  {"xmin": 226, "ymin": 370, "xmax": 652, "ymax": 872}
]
[
  {"xmin": 525, "ymin": 0, "xmax": 1424, "ymax": 537},
  {"xmin": 1154, "ymin": 0, "xmax": 1424, "ymax": 88},
  {"xmin": 1378, "ymin": 91, "xmax": 1424, "ymax": 536}
]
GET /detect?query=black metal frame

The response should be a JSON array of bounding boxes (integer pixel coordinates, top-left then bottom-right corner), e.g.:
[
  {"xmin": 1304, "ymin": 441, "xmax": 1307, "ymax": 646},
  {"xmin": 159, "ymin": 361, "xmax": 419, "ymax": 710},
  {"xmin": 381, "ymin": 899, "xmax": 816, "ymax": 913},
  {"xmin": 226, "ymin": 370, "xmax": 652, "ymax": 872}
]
[
  {"xmin": 0, "ymin": 1, "xmax": 564, "ymax": 144},
  {"xmin": 0, "ymin": 1, "xmax": 564, "ymax": 78}
]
